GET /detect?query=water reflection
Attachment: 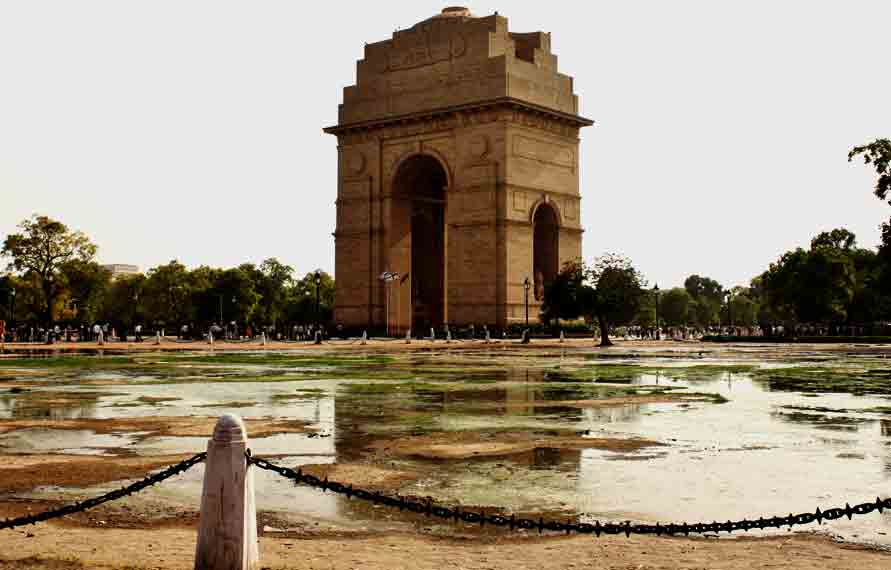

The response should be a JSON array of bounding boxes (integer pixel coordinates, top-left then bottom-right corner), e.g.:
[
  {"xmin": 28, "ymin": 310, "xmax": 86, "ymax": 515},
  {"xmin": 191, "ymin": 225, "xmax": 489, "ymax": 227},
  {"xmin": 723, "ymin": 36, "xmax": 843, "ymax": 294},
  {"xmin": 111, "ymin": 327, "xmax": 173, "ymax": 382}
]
[{"xmin": 3, "ymin": 352, "xmax": 891, "ymax": 545}]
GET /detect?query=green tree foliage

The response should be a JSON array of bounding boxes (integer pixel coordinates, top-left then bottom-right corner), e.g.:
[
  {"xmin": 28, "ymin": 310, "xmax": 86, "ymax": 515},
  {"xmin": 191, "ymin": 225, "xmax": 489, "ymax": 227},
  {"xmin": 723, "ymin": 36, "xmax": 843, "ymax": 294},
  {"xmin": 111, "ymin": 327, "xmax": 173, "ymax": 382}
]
[
  {"xmin": 2, "ymin": 215, "xmax": 97, "ymax": 323},
  {"xmin": 59, "ymin": 261, "xmax": 111, "ymax": 323},
  {"xmin": 760, "ymin": 245, "xmax": 856, "ymax": 325},
  {"xmin": 728, "ymin": 288, "xmax": 759, "ymax": 326},
  {"xmin": 142, "ymin": 260, "xmax": 192, "ymax": 327},
  {"xmin": 102, "ymin": 275, "xmax": 146, "ymax": 328},
  {"xmin": 287, "ymin": 270, "xmax": 335, "ymax": 324},
  {"xmin": 849, "ymin": 138, "xmax": 891, "ymax": 204},
  {"xmin": 660, "ymin": 288, "xmax": 690, "ymax": 326},
  {"xmin": 683, "ymin": 274, "xmax": 723, "ymax": 325},
  {"xmin": 541, "ymin": 261, "xmax": 584, "ymax": 326},
  {"xmin": 811, "ymin": 228, "xmax": 857, "ymax": 250},
  {"xmin": 582, "ymin": 254, "xmax": 646, "ymax": 347}
]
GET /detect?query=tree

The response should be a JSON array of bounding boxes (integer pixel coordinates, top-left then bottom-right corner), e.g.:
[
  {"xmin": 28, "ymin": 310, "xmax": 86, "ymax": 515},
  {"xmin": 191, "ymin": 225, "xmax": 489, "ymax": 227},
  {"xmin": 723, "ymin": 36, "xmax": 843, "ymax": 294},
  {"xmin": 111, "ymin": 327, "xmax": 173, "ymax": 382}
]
[
  {"xmin": 761, "ymin": 247, "xmax": 856, "ymax": 326},
  {"xmin": 2, "ymin": 215, "xmax": 97, "ymax": 324},
  {"xmin": 292, "ymin": 270, "xmax": 335, "ymax": 325},
  {"xmin": 101, "ymin": 274, "xmax": 145, "ymax": 330},
  {"xmin": 811, "ymin": 228, "xmax": 856, "ymax": 251},
  {"xmin": 142, "ymin": 260, "xmax": 192, "ymax": 328},
  {"xmin": 240, "ymin": 258, "xmax": 294, "ymax": 329},
  {"xmin": 728, "ymin": 289, "xmax": 759, "ymax": 326},
  {"xmin": 849, "ymin": 138, "xmax": 891, "ymax": 204},
  {"xmin": 661, "ymin": 288, "xmax": 691, "ymax": 326},
  {"xmin": 541, "ymin": 261, "xmax": 585, "ymax": 326},
  {"xmin": 581, "ymin": 254, "xmax": 646, "ymax": 347},
  {"xmin": 59, "ymin": 260, "xmax": 111, "ymax": 324},
  {"xmin": 683, "ymin": 274, "xmax": 723, "ymax": 325}
]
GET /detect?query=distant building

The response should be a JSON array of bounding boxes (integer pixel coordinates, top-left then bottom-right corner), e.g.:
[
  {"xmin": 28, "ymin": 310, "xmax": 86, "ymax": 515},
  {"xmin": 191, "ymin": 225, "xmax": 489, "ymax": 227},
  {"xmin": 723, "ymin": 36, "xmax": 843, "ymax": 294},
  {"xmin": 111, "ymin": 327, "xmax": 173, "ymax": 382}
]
[{"xmin": 101, "ymin": 264, "xmax": 140, "ymax": 280}]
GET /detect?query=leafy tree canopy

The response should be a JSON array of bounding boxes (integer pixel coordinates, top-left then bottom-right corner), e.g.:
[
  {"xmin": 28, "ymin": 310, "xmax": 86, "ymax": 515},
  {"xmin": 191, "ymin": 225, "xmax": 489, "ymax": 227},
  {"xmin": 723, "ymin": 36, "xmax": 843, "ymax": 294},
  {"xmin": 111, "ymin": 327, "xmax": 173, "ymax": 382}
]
[
  {"xmin": 811, "ymin": 228, "xmax": 857, "ymax": 250},
  {"xmin": 849, "ymin": 138, "xmax": 891, "ymax": 204}
]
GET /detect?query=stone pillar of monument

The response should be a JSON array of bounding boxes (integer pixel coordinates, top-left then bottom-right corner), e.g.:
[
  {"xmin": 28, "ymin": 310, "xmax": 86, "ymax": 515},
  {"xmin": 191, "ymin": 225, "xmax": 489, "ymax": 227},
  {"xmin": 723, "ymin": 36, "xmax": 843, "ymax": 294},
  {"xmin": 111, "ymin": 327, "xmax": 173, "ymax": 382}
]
[{"xmin": 326, "ymin": 7, "xmax": 592, "ymax": 333}]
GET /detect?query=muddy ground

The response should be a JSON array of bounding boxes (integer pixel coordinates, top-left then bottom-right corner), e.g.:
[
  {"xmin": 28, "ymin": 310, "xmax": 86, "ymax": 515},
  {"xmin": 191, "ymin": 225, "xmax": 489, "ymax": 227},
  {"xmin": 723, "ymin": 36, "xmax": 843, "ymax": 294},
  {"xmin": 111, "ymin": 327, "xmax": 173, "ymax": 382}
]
[{"xmin": 0, "ymin": 524, "xmax": 889, "ymax": 570}]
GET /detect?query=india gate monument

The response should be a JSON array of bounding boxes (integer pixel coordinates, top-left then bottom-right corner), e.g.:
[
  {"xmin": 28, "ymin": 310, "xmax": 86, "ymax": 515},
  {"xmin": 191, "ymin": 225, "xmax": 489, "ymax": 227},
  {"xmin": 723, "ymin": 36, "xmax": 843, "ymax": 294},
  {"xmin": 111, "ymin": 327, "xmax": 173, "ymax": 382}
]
[{"xmin": 325, "ymin": 7, "xmax": 592, "ymax": 334}]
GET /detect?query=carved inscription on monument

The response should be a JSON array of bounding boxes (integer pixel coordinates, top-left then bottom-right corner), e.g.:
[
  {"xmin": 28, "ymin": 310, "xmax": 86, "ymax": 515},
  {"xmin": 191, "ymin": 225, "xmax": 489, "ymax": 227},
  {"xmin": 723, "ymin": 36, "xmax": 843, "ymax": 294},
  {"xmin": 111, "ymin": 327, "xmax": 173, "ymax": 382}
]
[{"xmin": 513, "ymin": 135, "xmax": 575, "ymax": 171}]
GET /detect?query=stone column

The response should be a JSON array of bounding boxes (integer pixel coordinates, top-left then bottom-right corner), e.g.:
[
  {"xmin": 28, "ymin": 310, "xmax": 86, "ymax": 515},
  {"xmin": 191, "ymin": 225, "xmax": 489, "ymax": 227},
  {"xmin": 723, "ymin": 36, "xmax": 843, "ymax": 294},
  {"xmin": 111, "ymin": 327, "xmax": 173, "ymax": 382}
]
[{"xmin": 195, "ymin": 414, "xmax": 259, "ymax": 570}]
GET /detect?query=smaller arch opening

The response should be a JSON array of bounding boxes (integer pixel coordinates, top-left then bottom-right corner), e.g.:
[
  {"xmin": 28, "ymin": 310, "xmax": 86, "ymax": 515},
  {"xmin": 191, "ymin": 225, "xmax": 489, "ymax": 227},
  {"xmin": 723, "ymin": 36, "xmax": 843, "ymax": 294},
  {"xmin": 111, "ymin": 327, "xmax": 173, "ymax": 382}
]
[{"xmin": 532, "ymin": 203, "xmax": 559, "ymax": 301}]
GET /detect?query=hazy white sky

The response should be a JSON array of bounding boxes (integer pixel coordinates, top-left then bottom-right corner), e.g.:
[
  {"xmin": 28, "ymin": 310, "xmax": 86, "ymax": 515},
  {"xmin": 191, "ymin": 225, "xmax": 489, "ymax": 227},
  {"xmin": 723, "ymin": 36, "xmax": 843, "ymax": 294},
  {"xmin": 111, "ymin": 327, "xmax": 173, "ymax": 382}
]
[{"xmin": 1, "ymin": 1, "xmax": 889, "ymax": 288}]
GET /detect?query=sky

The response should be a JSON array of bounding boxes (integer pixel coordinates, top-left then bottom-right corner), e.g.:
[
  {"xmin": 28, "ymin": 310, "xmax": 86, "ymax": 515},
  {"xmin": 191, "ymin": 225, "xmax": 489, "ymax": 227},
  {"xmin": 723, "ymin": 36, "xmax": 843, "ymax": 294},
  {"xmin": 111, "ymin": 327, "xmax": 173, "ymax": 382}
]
[{"xmin": 1, "ymin": 1, "xmax": 889, "ymax": 289}]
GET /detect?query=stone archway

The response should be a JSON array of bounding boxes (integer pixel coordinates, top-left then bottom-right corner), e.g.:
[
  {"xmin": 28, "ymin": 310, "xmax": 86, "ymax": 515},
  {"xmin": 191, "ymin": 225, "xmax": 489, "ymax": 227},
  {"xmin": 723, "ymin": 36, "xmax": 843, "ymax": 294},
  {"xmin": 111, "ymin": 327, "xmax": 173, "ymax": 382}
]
[
  {"xmin": 390, "ymin": 154, "xmax": 448, "ymax": 333},
  {"xmin": 532, "ymin": 203, "xmax": 559, "ymax": 301}
]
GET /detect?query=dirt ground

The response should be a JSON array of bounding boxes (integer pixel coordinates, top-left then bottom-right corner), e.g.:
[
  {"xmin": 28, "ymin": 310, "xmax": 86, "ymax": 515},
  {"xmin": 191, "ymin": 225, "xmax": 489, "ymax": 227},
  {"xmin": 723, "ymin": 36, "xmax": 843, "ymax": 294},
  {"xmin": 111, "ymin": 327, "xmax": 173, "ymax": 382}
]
[{"xmin": 0, "ymin": 523, "xmax": 889, "ymax": 570}]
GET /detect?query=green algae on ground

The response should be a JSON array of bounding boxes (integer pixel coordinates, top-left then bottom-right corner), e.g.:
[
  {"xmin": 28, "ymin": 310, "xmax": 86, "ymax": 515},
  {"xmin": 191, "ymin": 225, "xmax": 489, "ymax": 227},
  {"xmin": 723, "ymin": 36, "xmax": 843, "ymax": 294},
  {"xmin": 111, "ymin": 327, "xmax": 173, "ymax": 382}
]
[
  {"xmin": 157, "ymin": 353, "xmax": 395, "ymax": 367},
  {"xmin": 0, "ymin": 356, "xmax": 141, "ymax": 369},
  {"xmin": 554, "ymin": 363, "xmax": 758, "ymax": 384},
  {"xmin": 751, "ymin": 364, "xmax": 891, "ymax": 395}
]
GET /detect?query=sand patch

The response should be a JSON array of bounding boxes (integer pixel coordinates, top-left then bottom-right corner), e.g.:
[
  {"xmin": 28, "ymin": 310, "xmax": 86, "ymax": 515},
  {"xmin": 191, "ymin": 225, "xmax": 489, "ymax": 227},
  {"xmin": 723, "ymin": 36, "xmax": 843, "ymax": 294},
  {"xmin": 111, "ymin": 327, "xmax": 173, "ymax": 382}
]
[
  {"xmin": 371, "ymin": 431, "xmax": 663, "ymax": 460},
  {"xmin": 0, "ymin": 416, "xmax": 312, "ymax": 438}
]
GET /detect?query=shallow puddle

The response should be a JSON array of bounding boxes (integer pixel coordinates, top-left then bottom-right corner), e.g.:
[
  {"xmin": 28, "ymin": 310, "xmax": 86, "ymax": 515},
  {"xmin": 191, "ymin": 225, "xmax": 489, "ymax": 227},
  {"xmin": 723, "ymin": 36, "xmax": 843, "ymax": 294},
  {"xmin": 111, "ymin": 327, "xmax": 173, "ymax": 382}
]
[{"xmin": 2, "ymin": 348, "xmax": 891, "ymax": 546}]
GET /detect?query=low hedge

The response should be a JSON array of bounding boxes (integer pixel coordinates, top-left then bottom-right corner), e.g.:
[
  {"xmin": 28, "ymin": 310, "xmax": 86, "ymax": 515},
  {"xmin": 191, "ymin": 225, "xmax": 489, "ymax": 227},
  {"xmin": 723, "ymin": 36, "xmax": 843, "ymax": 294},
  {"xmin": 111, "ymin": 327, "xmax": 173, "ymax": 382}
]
[{"xmin": 702, "ymin": 335, "xmax": 891, "ymax": 344}]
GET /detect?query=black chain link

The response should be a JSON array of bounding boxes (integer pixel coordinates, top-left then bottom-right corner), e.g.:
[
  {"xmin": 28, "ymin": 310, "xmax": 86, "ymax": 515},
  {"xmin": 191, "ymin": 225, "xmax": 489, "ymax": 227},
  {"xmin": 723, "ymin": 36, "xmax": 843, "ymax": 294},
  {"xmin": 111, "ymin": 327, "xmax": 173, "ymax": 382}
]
[
  {"xmin": 247, "ymin": 453, "xmax": 891, "ymax": 537},
  {"xmin": 0, "ymin": 452, "xmax": 206, "ymax": 530}
]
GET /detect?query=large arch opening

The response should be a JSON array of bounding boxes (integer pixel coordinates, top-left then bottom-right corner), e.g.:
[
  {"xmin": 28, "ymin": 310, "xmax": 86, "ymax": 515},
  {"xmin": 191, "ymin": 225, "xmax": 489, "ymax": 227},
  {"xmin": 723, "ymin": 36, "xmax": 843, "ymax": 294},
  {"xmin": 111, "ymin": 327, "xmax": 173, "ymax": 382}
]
[
  {"xmin": 532, "ymin": 203, "xmax": 559, "ymax": 301},
  {"xmin": 391, "ymin": 155, "xmax": 447, "ymax": 332}
]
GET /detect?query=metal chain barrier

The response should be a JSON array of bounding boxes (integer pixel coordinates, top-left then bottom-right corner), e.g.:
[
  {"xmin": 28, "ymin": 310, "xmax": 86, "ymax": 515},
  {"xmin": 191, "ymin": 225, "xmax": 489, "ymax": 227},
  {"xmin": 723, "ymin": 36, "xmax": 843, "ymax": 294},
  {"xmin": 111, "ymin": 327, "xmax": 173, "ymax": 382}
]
[
  {"xmin": 247, "ymin": 452, "xmax": 891, "ymax": 537},
  {"xmin": 0, "ymin": 452, "xmax": 206, "ymax": 530}
]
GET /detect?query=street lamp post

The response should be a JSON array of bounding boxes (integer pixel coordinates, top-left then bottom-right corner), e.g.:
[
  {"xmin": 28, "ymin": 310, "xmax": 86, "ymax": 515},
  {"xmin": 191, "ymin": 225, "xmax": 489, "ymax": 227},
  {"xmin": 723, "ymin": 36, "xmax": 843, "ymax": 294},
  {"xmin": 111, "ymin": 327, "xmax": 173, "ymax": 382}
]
[
  {"xmin": 653, "ymin": 284, "xmax": 661, "ymax": 340},
  {"xmin": 379, "ymin": 272, "xmax": 399, "ymax": 336},
  {"xmin": 46, "ymin": 274, "xmax": 54, "ymax": 328},
  {"xmin": 10, "ymin": 287, "xmax": 15, "ymax": 340},
  {"xmin": 523, "ymin": 277, "xmax": 531, "ymax": 328},
  {"xmin": 231, "ymin": 296, "xmax": 236, "ymax": 339},
  {"xmin": 725, "ymin": 291, "xmax": 733, "ymax": 330},
  {"xmin": 314, "ymin": 271, "xmax": 322, "ymax": 325}
]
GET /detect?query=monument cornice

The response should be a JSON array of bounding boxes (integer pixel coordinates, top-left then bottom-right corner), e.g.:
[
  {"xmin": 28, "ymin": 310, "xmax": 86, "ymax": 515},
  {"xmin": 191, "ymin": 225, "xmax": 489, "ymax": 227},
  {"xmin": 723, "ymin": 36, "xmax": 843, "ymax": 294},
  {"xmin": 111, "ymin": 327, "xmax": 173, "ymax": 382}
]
[{"xmin": 323, "ymin": 97, "xmax": 594, "ymax": 138}]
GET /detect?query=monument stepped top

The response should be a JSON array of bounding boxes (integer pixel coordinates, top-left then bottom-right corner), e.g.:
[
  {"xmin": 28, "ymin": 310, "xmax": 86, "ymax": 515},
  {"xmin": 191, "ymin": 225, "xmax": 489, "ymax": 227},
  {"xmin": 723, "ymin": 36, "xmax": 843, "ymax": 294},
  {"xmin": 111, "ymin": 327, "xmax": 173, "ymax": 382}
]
[
  {"xmin": 327, "ymin": 6, "xmax": 592, "ymax": 131},
  {"xmin": 435, "ymin": 6, "xmax": 473, "ymax": 18}
]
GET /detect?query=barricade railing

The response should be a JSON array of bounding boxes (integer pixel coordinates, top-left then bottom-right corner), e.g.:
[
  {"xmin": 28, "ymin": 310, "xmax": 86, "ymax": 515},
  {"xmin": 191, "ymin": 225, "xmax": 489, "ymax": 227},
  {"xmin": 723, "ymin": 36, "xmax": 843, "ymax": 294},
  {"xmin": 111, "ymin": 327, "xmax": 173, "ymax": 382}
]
[{"xmin": 2, "ymin": 415, "xmax": 889, "ymax": 568}]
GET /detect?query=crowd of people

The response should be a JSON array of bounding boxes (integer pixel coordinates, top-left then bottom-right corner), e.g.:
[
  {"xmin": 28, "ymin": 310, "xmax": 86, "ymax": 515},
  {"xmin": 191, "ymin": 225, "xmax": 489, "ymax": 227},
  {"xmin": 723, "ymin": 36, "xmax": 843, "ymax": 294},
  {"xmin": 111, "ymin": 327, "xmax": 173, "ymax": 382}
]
[{"xmin": 3, "ymin": 318, "xmax": 891, "ymax": 345}]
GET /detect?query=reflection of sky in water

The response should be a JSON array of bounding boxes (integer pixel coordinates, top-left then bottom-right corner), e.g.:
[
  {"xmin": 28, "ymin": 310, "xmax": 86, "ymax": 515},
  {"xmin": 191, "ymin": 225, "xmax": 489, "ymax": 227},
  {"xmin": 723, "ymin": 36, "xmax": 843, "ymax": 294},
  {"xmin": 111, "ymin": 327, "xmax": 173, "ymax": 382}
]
[
  {"xmin": 5, "ymin": 355, "xmax": 891, "ymax": 545},
  {"xmin": 571, "ymin": 372, "xmax": 891, "ymax": 545}
]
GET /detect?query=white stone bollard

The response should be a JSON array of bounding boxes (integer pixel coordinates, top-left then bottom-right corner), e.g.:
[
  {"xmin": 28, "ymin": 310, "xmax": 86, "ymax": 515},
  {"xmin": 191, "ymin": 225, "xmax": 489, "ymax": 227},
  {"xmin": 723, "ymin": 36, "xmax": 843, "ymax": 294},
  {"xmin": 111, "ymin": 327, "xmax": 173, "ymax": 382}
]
[
  {"xmin": 559, "ymin": 330, "xmax": 565, "ymax": 343},
  {"xmin": 155, "ymin": 331, "xmax": 162, "ymax": 345},
  {"xmin": 261, "ymin": 332, "xmax": 267, "ymax": 347},
  {"xmin": 195, "ymin": 414, "xmax": 259, "ymax": 570},
  {"xmin": 405, "ymin": 329, "xmax": 411, "ymax": 344},
  {"xmin": 208, "ymin": 330, "xmax": 214, "ymax": 346},
  {"xmin": 361, "ymin": 331, "xmax": 367, "ymax": 345},
  {"xmin": 430, "ymin": 327, "xmax": 435, "ymax": 342},
  {"xmin": 446, "ymin": 329, "xmax": 452, "ymax": 343},
  {"xmin": 485, "ymin": 329, "xmax": 491, "ymax": 343}
]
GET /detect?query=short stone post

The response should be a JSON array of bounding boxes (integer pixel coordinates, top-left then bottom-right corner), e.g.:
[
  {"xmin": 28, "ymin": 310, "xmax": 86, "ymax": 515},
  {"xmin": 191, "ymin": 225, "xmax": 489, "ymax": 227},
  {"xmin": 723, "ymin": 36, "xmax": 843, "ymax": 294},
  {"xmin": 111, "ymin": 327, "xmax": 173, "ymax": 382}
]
[
  {"xmin": 360, "ymin": 331, "xmax": 367, "ymax": 345},
  {"xmin": 195, "ymin": 414, "xmax": 259, "ymax": 570},
  {"xmin": 155, "ymin": 331, "xmax": 162, "ymax": 345},
  {"xmin": 446, "ymin": 329, "xmax": 452, "ymax": 343},
  {"xmin": 261, "ymin": 332, "xmax": 267, "ymax": 347},
  {"xmin": 208, "ymin": 330, "xmax": 214, "ymax": 346},
  {"xmin": 429, "ymin": 327, "xmax": 435, "ymax": 342},
  {"xmin": 559, "ymin": 330, "xmax": 565, "ymax": 343},
  {"xmin": 485, "ymin": 329, "xmax": 491, "ymax": 343},
  {"xmin": 405, "ymin": 329, "xmax": 411, "ymax": 344}
]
